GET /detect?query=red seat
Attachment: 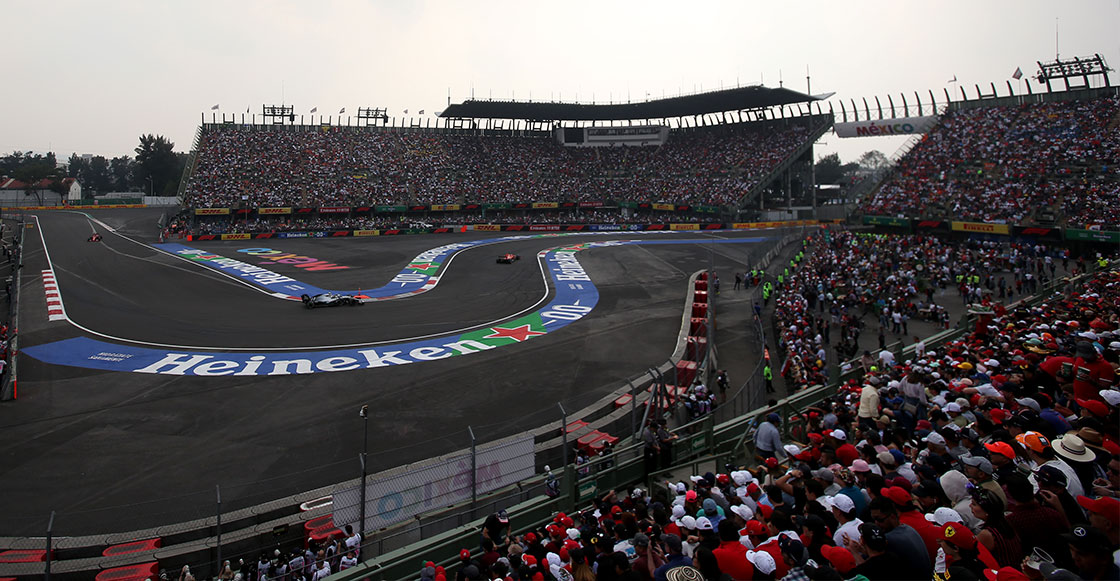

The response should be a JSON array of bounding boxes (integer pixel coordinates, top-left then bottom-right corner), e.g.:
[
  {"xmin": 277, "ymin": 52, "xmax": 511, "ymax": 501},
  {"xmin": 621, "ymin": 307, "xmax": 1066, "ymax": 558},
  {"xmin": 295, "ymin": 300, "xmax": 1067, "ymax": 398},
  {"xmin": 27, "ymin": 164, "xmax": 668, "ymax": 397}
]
[
  {"xmin": 614, "ymin": 394, "xmax": 633, "ymax": 408},
  {"xmin": 0, "ymin": 550, "xmax": 48, "ymax": 563},
  {"xmin": 95, "ymin": 562, "xmax": 159, "ymax": 581},
  {"xmin": 692, "ymin": 303, "xmax": 707, "ymax": 318},
  {"xmin": 103, "ymin": 538, "xmax": 162, "ymax": 557}
]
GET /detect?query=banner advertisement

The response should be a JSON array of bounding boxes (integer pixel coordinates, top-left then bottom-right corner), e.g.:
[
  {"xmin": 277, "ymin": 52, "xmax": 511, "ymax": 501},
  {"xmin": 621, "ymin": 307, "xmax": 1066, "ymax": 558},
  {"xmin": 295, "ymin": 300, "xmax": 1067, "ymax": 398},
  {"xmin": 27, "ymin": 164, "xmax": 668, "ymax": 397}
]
[
  {"xmin": 951, "ymin": 221, "xmax": 1010, "ymax": 235},
  {"xmin": 834, "ymin": 116, "xmax": 938, "ymax": 138},
  {"xmin": 1065, "ymin": 228, "xmax": 1120, "ymax": 243},
  {"xmin": 482, "ymin": 203, "xmax": 511, "ymax": 210},
  {"xmin": 220, "ymin": 233, "xmax": 252, "ymax": 241},
  {"xmin": 675, "ymin": 205, "xmax": 691, "ymax": 212},
  {"xmin": 913, "ymin": 220, "xmax": 949, "ymax": 231},
  {"xmin": 697, "ymin": 205, "xmax": 719, "ymax": 214},
  {"xmin": 564, "ymin": 225, "xmax": 588, "ymax": 231},
  {"xmin": 352, "ymin": 230, "xmax": 379, "ymax": 237},
  {"xmin": 430, "ymin": 204, "xmax": 460, "ymax": 211},
  {"xmin": 294, "ymin": 208, "xmax": 314, "ymax": 214},
  {"xmin": 475, "ymin": 224, "xmax": 501, "ymax": 232},
  {"xmin": 1014, "ymin": 226, "xmax": 1060, "ymax": 239},
  {"xmin": 332, "ymin": 434, "xmax": 536, "ymax": 531},
  {"xmin": 863, "ymin": 216, "xmax": 912, "ymax": 228},
  {"xmin": 409, "ymin": 206, "xmax": 428, "ymax": 212},
  {"xmin": 529, "ymin": 225, "xmax": 561, "ymax": 231},
  {"xmin": 670, "ymin": 223, "xmax": 700, "ymax": 231},
  {"xmin": 652, "ymin": 203, "xmax": 675, "ymax": 211},
  {"xmin": 194, "ymin": 208, "xmax": 230, "ymax": 215},
  {"xmin": 532, "ymin": 202, "xmax": 559, "ymax": 209},
  {"xmin": 318, "ymin": 206, "xmax": 350, "ymax": 214},
  {"xmin": 579, "ymin": 201, "xmax": 604, "ymax": 208},
  {"xmin": 376, "ymin": 205, "xmax": 407, "ymax": 212},
  {"xmin": 618, "ymin": 201, "xmax": 639, "ymax": 209},
  {"xmin": 644, "ymin": 224, "xmax": 667, "ymax": 230},
  {"xmin": 258, "ymin": 207, "xmax": 292, "ymax": 215}
]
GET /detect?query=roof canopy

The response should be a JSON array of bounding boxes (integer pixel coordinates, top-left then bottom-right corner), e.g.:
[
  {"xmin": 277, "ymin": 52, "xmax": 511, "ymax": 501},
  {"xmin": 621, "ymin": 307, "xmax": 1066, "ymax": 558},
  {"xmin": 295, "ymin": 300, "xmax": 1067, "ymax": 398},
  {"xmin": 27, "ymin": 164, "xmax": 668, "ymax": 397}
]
[{"xmin": 440, "ymin": 85, "xmax": 824, "ymax": 121}]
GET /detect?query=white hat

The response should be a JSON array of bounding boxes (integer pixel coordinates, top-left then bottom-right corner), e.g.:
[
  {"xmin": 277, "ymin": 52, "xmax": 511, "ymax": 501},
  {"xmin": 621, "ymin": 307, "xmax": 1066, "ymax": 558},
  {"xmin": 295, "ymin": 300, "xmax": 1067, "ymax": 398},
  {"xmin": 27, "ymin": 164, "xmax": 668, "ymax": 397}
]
[
  {"xmin": 1015, "ymin": 397, "xmax": 1042, "ymax": 412},
  {"xmin": 729, "ymin": 504, "xmax": 754, "ymax": 520},
  {"xmin": 675, "ymin": 482, "xmax": 687, "ymax": 493},
  {"xmin": 784, "ymin": 444, "xmax": 802, "ymax": 457},
  {"xmin": 1101, "ymin": 389, "xmax": 1120, "ymax": 407},
  {"xmin": 695, "ymin": 517, "xmax": 713, "ymax": 531},
  {"xmin": 830, "ymin": 429, "xmax": 847, "ymax": 441},
  {"xmin": 923, "ymin": 432, "xmax": 947, "ymax": 446},
  {"xmin": 671, "ymin": 505, "xmax": 686, "ymax": 521},
  {"xmin": 828, "ymin": 494, "xmax": 856, "ymax": 514},
  {"xmin": 945, "ymin": 402, "xmax": 961, "ymax": 413},
  {"xmin": 679, "ymin": 516, "xmax": 697, "ymax": 530},
  {"xmin": 746, "ymin": 550, "xmax": 777, "ymax": 574},
  {"xmin": 924, "ymin": 507, "xmax": 965, "ymax": 526},
  {"xmin": 731, "ymin": 470, "xmax": 753, "ymax": 486}
]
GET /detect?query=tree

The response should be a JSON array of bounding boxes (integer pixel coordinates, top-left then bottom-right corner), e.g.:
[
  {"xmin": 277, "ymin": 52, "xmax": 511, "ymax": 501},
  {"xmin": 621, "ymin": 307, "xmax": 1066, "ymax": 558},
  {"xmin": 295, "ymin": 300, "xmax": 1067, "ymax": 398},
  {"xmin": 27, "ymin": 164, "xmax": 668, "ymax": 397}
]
[
  {"xmin": 816, "ymin": 153, "xmax": 844, "ymax": 184},
  {"xmin": 87, "ymin": 156, "xmax": 113, "ymax": 195},
  {"xmin": 14, "ymin": 161, "xmax": 53, "ymax": 205},
  {"xmin": 134, "ymin": 134, "xmax": 179, "ymax": 196},
  {"xmin": 858, "ymin": 150, "xmax": 891, "ymax": 172},
  {"xmin": 109, "ymin": 156, "xmax": 133, "ymax": 192}
]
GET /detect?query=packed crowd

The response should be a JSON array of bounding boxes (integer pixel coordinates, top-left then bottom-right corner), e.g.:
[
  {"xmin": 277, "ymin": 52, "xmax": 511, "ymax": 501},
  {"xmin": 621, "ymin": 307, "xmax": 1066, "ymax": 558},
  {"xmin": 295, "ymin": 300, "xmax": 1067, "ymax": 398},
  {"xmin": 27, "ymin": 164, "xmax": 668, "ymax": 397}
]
[
  {"xmin": 769, "ymin": 231, "xmax": 1079, "ymax": 391},
  {"xmin": 183, "ymin": 119, "xmax": 822, "ymax": 209},
  {"xmin": 168, "ymin": 525, "xmax": 363, "ymax": 580},
  {"xmin": 442, "ymin": 264, "xmax": 1119, "ymax": 581},
  {"xmin": 863, "ymin": 95, "xmax": 1120, "ymax": 228}
]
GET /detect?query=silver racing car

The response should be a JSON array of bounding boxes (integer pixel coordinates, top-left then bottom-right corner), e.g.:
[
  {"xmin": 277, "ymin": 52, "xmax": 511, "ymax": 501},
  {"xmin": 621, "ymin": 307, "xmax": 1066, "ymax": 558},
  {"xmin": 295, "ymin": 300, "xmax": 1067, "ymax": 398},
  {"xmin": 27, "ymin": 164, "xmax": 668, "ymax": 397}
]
[{"xmin": 300, "ymin": 293, "xmax": 365, "ymax": 309}]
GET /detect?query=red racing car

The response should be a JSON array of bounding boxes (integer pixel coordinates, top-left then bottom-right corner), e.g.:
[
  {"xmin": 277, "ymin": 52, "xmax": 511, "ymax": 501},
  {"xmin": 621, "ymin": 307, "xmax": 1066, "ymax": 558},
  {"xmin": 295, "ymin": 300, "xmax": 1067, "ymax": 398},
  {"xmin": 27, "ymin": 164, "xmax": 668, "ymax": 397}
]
[{"xmin": 496, "ymin": 253, "xmax": 520, "ymax": 264}]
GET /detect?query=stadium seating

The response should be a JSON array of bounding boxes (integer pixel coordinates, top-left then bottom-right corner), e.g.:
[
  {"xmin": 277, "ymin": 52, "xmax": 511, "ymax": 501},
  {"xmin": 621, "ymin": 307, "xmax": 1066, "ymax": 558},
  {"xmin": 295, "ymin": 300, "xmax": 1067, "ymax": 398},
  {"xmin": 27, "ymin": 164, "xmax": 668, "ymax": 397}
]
[
  {"xmin": 863, "ymin": 95, "xmax": 1120, "ymax": 228},
  {"xmin": 183, "ymin": 120, "xmax": 821, "ymax": 210}
]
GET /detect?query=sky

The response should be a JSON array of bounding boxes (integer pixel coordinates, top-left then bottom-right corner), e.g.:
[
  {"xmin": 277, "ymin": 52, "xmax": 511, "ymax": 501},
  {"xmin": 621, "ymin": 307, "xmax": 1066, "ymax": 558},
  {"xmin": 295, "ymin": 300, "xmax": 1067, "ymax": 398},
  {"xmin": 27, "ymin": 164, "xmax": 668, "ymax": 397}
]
[{"xmin": 3, "ymin": 0, "xmax": 1118, "ymax": 165}]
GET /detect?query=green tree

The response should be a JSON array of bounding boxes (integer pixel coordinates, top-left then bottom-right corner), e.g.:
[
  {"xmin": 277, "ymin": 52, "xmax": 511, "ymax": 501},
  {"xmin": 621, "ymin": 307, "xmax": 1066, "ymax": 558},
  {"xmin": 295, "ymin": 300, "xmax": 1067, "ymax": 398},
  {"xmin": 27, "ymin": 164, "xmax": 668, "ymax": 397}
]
[
  {"xmin": 87, "ymin": 156, "xmax": 113, "ymax": 195},
  {"xmin": 816, "ymin": 153, "xmax": 844, "ymax": 184},
  {"xmin": 858, "ymin": 150, "xmax": 891, "ymax": 172},
  {"xmin": 14, "ymin": 161, "xmax": 53, "ymax": 205},
  {"xmin": 109, "ymin": 156, "xmax": 133, "ymax": 192},
  {"xmin": 134, "ymin": 134, "xmax": 179, "ymax": 196}
]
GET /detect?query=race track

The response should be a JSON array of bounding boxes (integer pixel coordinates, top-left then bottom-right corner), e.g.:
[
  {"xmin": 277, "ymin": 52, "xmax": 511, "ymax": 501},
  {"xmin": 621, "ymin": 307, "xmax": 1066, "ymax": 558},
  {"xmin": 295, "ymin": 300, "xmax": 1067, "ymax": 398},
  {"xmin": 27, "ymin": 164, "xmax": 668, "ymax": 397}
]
[{"xmin": 0, "ymin": 209, "xmax": 783, "ymax": 535}]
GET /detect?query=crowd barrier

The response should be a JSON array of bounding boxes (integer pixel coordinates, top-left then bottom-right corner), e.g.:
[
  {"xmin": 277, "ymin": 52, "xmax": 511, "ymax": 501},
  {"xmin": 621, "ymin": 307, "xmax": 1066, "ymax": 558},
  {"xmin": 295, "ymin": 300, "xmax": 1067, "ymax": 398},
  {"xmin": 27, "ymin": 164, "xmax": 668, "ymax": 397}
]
[{"xmin": 862, "ymin": 215, "xmax": 1120, "ymax": 243}]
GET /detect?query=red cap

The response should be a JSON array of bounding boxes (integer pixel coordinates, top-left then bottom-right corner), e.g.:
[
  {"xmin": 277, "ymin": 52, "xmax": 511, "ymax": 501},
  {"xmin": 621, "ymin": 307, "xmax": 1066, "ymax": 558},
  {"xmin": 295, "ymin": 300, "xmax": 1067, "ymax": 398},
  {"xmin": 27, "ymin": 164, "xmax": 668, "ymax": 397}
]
[
  {"xmin": 425, "ymin": 561, "xmax": 435, "ymax": 568},
  {"xmin": 1103, "ymin": 439, "xmax": 1120, "ymax": 456},
  {"xmin": 525, "ymin": 532, "xmax": 538, "ymax": 544},
  {"xmin": 742, "ymin": 520, "xmax": 768, "ymax": 536},
  {"xmin": 916, "ymin": 420, "xmax": 932, "ymax": 430},
  {"xmin": 611, "ymin": 505, "xmax": 622, "ymax": 515},
  {"xmin": 685, "ymin": 490, "xmax": 698, "ymax": 501},
  {"xmin": 984, "ymin": 441, "xmax": 1016, "ymax": 459},
  {"xmin": 983, "ymin": 566, "xmax": 1030, "ymax": 581},
  {"xmin": 1076, "ymin": 495, "xmax": 1120, "ymax": 525},
  {"xmin": 758, "ymin": 504, "xmax": 774, "ymax": 520},
  {"xmin": 765, "ymin": 457, "xmax": 779, "ymax": 468},
  {"xmin": 747, "ymin": 482, "xmax": 761, "ymax": 495},
  {"xmin": 460, "ymin": 549, "xmax": 471, "ymax": 561},
  {"xmin": 717, "ymin": 473, "xmax": 730, "ymax": 486},
  {"xmin": 1076, "ymin": 398, "xmax": 1110, "ymax": 417},
  {"xmin": 820, "ymin": 545, "xmax": 856, "ymax": 574},
  {"xmin": 808, "ymin": 432, "xmax": 824, "ymax": 444},
  {"xmin": 522, "ymin": 555, "xmax": 538, "ymax": 567},
  {"xmin": 881, "ymin": 486, "xmax": 911, "ymax": 506},
  {"xmin": 939, "ymin": 523, "xmax": 976, "ymax": 550},
  {"xmin": 532, "ymin": 573, "xmax": 544, "ymax": 581},
  {"xmin": 558, "ymin": 548, "xmax": 569, "ymax": 562},
  {"xmin": 988, "ymin": 408, "xmax": 1008, "ymax": 425}
]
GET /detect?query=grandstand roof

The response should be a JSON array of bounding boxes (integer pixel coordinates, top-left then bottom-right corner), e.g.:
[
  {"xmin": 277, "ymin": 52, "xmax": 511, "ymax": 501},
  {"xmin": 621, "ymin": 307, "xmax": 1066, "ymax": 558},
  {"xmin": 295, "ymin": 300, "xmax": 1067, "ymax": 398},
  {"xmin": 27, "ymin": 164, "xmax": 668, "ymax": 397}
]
[{"xmin": 440, "ymin": 85, "xmax": 824, "ymax": 121}]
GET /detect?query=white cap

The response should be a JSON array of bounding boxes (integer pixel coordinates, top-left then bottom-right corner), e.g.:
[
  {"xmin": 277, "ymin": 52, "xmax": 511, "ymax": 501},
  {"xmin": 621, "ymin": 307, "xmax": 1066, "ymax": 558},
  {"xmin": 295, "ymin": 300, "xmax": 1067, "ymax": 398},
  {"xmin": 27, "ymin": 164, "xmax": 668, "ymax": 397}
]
[
  {"xmin": 945, "ymin": 402, "xmax": 961, "ymax": 413},
  {"xmin": 671, "ymin": 505, "xmax": 686, "ymax": 520},
  {"xmin": 566, "ymin": 528, "xmax": 580, "ymax": 540},
  {"xmin": 924, "ymin": 507, "xmax": 965, "ymax": 526},
  {"xmin": 679, "ymin": 516, "xmax": 697, "ymax": 530},
  {"xmin": 1101, "ymin": 389, "xmax": 1120, "ymax": 407},
  {"xmin": 729, "ymin": 504, "xmax": 754, "ymax": 520},
  {"xmin": 828, "ymin": 494, "xmax": 856, "ymax": 513},
  {"xmin": 695, "ymin": 516, "xmax": 713, "ymax": 531},
  {"xmin": 830, "ymin": 429, "xmax": 847, "ymax": 441},
  {"xmin": 923, "ymin": 432, "xmax": 947, "ymax": 446},
  {"xmin": 783, "ymin": 444, "xmax": 802, "ymax": 457},
  {"xmin": 746, "ymin": 550, "xmax": 777, "ymax": 574}
]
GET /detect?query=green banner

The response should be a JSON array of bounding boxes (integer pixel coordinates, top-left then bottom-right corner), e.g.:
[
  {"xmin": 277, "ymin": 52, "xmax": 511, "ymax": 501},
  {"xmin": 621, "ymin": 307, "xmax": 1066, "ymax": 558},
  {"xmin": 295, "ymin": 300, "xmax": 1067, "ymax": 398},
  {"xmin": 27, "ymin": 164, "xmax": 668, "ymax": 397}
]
[
  {"xmin": 618, "ymin": 201, "xmax": 639, "ymax": 209},
  {"xmin": 375, "ymin": 205, "xmax": 407, "ymax": 212},
  {"xmin": 862, "ymin": 215, "xmax": 911, "ymax": 228},
  {"xmin": 1065, "ymin": 228, "xmax": 1120, "ymax": 243},
  {"xmin": 482, "ymin": 203, "xmax": 512, "ymax": 210},
  {"xmin": 697, "ymin": 205, "xmax": 719, "ymax": 214}
]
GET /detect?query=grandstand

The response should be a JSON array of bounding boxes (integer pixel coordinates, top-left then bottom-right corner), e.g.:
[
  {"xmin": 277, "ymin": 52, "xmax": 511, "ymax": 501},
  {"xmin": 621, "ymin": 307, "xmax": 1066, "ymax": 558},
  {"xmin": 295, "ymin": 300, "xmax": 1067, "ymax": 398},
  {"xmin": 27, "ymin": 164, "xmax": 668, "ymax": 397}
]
[{"xmin": 7, "ymin": 63, "xmax": 1120, "ymax": 581}]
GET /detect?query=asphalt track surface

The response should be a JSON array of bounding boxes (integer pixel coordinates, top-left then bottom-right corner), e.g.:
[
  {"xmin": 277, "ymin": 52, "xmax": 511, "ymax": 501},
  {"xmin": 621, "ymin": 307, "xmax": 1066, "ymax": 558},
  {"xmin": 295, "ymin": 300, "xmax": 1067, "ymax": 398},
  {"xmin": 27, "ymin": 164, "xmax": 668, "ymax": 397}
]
[{"xmin": 0, "ymin": 209, "xmax": 782, "ymax": 536}]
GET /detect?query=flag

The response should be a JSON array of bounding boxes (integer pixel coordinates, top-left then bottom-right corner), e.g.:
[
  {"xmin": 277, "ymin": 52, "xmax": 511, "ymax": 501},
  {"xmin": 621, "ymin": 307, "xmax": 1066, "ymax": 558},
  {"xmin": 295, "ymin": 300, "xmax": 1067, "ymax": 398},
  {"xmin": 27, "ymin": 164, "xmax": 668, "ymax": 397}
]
[
  {"xmin": 339, "ymin": 107, "xmax": 345, "ymax": 114},
  {"xmin": 947, "ymin": 75, "xmax": 957, "ymax": 84},
  {"xmin": 403, "ymin": 109, "xmax": 408, "ymax": 114},
  {"xmin": 246, "ymin": 106, "xmax": 250, "ymax": 113},
  {"xmin": 211, "ymin": 104, "xmax": 220, "ymax": 110},
  {"xmin": 310, "ymin": 107, "xmax": 318, "ymax": 113},
  {"xmin": 1012, "ymin": 67, "xmax": 1023, "ymax": 80},
  {"xmin": 418, "ymin": 109, "xmax": 425, "ymax": 114}
]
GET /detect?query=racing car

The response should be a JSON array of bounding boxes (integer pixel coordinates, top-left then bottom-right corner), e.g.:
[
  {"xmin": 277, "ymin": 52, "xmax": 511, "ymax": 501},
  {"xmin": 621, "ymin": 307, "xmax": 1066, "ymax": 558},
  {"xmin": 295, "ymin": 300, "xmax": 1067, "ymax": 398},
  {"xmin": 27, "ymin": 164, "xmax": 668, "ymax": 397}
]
[
  {"xmin": 496, "ymin": 253, "xmax": 521, "ymax": 264},
  {"xmin": 301, "ymin": 293, "xmax": 365, "ymax": 309}
]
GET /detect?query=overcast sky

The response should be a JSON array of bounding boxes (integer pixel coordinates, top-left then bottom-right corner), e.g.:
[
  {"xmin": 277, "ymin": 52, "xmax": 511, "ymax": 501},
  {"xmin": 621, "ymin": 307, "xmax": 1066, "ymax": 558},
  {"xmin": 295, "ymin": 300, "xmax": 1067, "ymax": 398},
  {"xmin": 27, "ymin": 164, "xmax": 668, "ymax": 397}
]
[{"xmin": 3, "ymin": 0, "xmax": 1117, "ymax": 164}]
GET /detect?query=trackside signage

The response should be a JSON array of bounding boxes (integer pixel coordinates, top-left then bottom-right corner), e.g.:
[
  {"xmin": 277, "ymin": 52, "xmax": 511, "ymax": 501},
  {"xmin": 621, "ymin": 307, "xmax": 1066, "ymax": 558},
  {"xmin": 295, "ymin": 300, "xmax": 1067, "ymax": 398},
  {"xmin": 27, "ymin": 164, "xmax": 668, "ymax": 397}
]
[
  {"xmin": 834, "ymin": 116, "xmax": 937, "ymax": 138},
  {"xmin": 22, "ymin": 235, "xmax": 770, "ymax": 376}
]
